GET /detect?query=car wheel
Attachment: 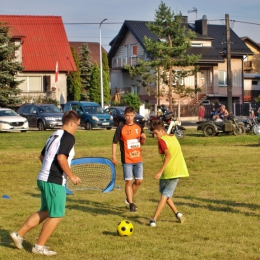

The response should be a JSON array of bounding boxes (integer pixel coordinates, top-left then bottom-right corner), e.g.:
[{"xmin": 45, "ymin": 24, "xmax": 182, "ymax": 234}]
[
  {"xmin": 38, "ymin": 120, "xmax": 46, "ymax": 131},
  {"xmin": 85, "ymin": 122, "xmax": 92, "ymax": 130},
  {"xmin": 106, "ymin": 127, "xmax": 112, "ymax": 130},
  {"xmin": 203, "ymin": 125, "xmax": 216, "ymax": 137}
]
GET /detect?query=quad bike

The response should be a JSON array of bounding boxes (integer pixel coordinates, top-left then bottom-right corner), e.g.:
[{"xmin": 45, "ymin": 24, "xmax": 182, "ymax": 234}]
[{"xmin": 197, "ymin": 115, "xmax": 245, "ymax": 137}]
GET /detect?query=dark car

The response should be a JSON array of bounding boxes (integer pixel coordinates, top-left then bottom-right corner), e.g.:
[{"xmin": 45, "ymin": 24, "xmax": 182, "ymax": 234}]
[
  {"xmin": 63, "ymin": 101, "xmax": 113, "ymax": 130},
  {"xmin": 17, "ymin": 103, "xmax": 63, "ymax": 131},
  {"xmin": 105, "ymin": 106, "xmax": 146, "ymax": 128}
]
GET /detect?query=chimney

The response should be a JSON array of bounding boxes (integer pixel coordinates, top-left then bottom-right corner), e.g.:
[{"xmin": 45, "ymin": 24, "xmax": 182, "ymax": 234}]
[
  {"xmin": 195, "ymin": 15, "xmax": 208, "ymax": 35},
  {"xmin": 181, "ymin": 16, "xmax": 188, "ymax": 23}
]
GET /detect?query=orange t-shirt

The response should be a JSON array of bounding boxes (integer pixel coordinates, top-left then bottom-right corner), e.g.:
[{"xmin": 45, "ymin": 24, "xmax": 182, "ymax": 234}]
[{"xmin": 113, "ymin": 123, "xmax": 143, "ymax": 164}]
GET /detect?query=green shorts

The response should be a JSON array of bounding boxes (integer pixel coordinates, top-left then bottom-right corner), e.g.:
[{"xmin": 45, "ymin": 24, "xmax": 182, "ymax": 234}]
[{"xmin": 37, "ymin": 180, "xmax": 66, "ymax": 218}]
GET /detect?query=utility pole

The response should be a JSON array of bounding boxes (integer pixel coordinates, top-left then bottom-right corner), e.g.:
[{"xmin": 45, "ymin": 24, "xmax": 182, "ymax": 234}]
[
  {"xmin": 225, "ymin": 14, "xmax": 233, "ymax": 114},
  {"xmin": 99, "ymin": 18, "xmax": 107, "ymax": 108}
]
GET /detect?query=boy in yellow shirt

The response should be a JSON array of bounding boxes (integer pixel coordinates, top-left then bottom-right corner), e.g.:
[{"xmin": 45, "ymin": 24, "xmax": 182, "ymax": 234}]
[{"xmin": 149, "ymin": 120, "xmax": 189, "ymax": 227}]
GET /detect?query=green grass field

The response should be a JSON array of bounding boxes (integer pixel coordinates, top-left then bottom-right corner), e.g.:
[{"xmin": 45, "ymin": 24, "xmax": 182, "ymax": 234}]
[{"xmin": 0, "ymin": 128, "xmax": 260, "ymax": 260}]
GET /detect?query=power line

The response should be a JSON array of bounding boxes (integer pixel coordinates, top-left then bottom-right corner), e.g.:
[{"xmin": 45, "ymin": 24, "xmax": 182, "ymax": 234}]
[
  {"xmin": 64, "ymin": 22, "xmax": 122, "ymax": 25},
  {"xmin": 188, "ymin": 18, "xmax": 260, "ymax": 26},
  {"xmin": 233, "ymin": 20, "xmax": 260, "ymax": 26}
]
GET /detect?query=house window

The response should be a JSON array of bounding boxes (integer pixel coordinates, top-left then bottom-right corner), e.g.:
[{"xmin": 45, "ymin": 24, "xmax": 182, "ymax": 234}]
[
  {"xmin": 43, "ymin": 76, "xmax": 51, "ymax": 92},
  {"xmin": 144, "ymin": 100, "xmax": 151, "ymax": 109},
  {"xmin": 17, "ymin": 76, "xmax": 42, "ymax": 92},
  {"xmin": 191, "ymin": 43, "xmax": 203, "ymax": 47},
  {"xmin": 131, "ymin": 45, "xmax": 138, "ymax": 56},
  {"xmin": 131, "ymin": 86, "xmax": 138, "ymax": 94},
  {"xmin": 252, "ymin": 80, "xmax": 258, "ymax": 85},
  {"xmin": 219, "ymin": 71, "xmax": 227, "ymax": 86},
  {"xmin": 172, "ymin": 70, "xmax": 184, "ymax": 86}
]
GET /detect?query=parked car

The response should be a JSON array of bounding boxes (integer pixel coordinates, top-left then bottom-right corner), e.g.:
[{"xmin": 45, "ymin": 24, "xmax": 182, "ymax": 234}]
[
  {"xmin": 17, "ymin": 103, "xmax": 63, "ymax": 131},
  {"xmin": 63, "ymin": 101, "xmax": 113, "ymax": 130},
  {"xmin": 104, "ymin": 106, "xmax": 146, "ymax": 128},
  {"xmin": 0, "ymin": 108, "xmax": 29, "ymax": 132}
]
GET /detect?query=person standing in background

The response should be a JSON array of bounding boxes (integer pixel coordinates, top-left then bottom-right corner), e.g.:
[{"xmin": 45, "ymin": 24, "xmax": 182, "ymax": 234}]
[{"xmin": 198, "ymin": 103, "xmax": 205, "ymax": 121}]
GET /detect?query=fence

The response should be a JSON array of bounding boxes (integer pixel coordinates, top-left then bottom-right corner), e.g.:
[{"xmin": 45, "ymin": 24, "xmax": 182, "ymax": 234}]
[{"xmin": 170, "ymin": 103, "xmax": 258, "ymax": 118}]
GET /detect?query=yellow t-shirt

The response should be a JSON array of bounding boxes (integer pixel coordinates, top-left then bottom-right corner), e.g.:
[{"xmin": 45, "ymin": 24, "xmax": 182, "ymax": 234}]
[{"xmin": 159, "ymin": 135, "xmax": 189, "ymax": 179}]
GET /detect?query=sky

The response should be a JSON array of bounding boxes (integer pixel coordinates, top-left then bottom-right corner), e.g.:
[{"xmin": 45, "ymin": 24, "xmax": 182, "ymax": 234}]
[{"xmin": 1, "ymin": 0, "xmax": 260, "ymax": 52}]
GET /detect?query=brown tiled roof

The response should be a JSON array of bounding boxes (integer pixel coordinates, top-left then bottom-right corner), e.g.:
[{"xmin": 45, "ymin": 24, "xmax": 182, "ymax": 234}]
[{"xmin": 69, "ymin": 42, "xmax": 107, "ymax": 66}]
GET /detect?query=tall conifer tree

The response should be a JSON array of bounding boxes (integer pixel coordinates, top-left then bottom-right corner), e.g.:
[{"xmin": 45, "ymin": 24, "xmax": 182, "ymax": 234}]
[
  {"xmin": 0, "ymin": 22, "xmax": 24, "ymax": 106},
  {"xmin": 89, "ymin": 62, "xmax": 100, "ymax": 103},
  {"xmin": 67, "ymin": 47, "xmax": 81, "ymax": 101},
  {"xmin": 79, "ymin": 43, "xmax": 92, "ymax": 100},
  {"xmin": 125, "ymin": 1, "xmax": 200, "ymax": 111}
]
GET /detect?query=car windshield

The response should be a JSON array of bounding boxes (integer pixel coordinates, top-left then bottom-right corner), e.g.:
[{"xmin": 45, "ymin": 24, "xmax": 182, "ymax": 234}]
[
  {"xmin": 38, "ymin": 105, "xmax": 61, "ymax": 113},
  {"xmin": 84, "ymin": 106, "xmax": 104, "ymax": 114},
  {"xmin": 0, "ymin": 109, "xmax": 18, "ymax": 117}
]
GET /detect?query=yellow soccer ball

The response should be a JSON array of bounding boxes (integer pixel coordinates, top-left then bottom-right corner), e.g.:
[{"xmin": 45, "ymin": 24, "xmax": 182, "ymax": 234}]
[{"xmin": 117, "ymin": 220, "xmax": 134, "ymax": 237}]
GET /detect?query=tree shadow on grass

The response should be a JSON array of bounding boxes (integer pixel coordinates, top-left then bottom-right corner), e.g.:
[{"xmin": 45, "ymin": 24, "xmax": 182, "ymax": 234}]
[
  {"xmin": 185, "ymin": 133, "xmax": 203, "ymax": 137},
  {"xmin": 239, "ymin": 143, "xmax": 260, "ymax": 147},
  {"xmin": 25, "ymin": 191, "xmax": 135, "ymax": 219},
  {"xmin": 66, "ymin": 197, "xmax": 139, "ymax": 219},
  {"xmin": 174, "ymin": 195, "xmax": 260, "ymax": 217}
]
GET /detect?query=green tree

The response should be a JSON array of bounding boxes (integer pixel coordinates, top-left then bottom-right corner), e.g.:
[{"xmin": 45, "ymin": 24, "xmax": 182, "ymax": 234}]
[
  {"xmin": 103, "ymin": 70, "xmax": 111, "ymax": 105},
  {"xmin": 102, "ymin": 52, "xmax": 110, "ymax": 83},
  {"xmin": 89, "ymin": 61, "xmax": 111, "ymax": 105},
  {"xmin": 89, "ymin": 62, "xmax": 101, "ymax": 103},
  {"xmin": 125, "ymin": 1, "xmax": 200, "ymax": 111},
  {"xmin": 0, "ymin": 22, "xmax": 24, "ymax": 107},
  {"xmin": 121, "ymin": 93, "xmax": 142, "ymax": 112},
  {"xmin": 67, "ymin": 47, "xmax": 81, "ymax": 101},
  {"xmin": 79, "ymin": 43, "xmax": 93, "ymax": 100}
]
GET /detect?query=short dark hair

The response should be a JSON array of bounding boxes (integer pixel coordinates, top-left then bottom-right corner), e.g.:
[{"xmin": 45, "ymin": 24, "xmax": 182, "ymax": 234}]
[
  {"xmin": 62, "ymin": 110, "xmax": 80, "ymax": 125},
  {"xmin": 124, "ymin": 106, "xmax": 135, "ymax": 114},
  {"xmin": 150, "ymin": 120, "xmax": 165, "ymax": 131}
]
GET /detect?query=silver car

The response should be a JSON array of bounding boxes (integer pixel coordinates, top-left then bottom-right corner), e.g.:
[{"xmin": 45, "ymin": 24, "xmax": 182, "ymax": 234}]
[{"xmin": 0, "ymin": 108, "xmax": 29, "ymax": 132}]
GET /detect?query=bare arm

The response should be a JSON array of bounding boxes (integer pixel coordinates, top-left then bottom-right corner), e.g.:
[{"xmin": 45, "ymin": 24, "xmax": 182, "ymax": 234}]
[
  {"xmin": 154, "ymin": 149, "xmax": 171, "ymax": 179},
  {"xmin": 57, "ymin": 154, "xmax": 81, "ymax": 185},
  {"xmin": 112, "ymin": 143, "xmax": 118, "ymax": 165},
  {"xmin": 39, "ymin": 154, "xmax": 44, "ymax": 163},
  {"xmin": 140, "ymin": 133, "xmax": 146, "ymax": 145}
]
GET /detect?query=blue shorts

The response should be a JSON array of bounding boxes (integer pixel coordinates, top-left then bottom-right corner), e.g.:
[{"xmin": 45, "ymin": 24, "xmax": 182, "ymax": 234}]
[
  {"xmin": 159, "ymin": 178, "xmax": 179, "ymax": 198},
  {"xmin": 37, "ymin": 180, "xmax": 66, "ymax": 218},
  {"xmin": 122, "ymin": 162, "xmax": 143, "ymax": 181}
]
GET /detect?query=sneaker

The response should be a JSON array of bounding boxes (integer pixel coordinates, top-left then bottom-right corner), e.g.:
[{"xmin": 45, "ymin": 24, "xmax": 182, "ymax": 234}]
[
  {"xmin": 176, "ymin": 212, "xmax": 185, "ymax": 223},
  {"xmin": 129, "ymin": 203, "xmax": 137, "ymax": 212},
  {"xmin": 125, "ymin": 199, "xmax": 138, "ymax": 209},
  {"xmin": 149, "ymin": 219, "xmax": 156, "ymax": 227},
  {"xmin": 32, "ymin": 245, "xmax": 57, "ymax": 256},
  {"xmin": 10, "ymin": 232, "xmax": 23, "ymax": 249},
  {"xmin": 124, "ymin": 198, "xmax": 130, "ymax": 206}
]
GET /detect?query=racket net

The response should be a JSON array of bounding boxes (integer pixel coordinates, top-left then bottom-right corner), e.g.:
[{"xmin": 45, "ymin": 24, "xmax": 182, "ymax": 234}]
[{"xmin": 66, "ymin": 157, "xmax": 116, "ymax": 193}]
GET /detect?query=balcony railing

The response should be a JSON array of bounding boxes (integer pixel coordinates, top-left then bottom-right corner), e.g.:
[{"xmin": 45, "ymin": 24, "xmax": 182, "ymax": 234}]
[{"xmin": 111, "ymin": 55, "xmax": 145, "ymax": 69}]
